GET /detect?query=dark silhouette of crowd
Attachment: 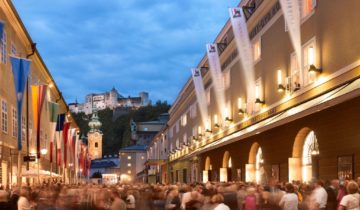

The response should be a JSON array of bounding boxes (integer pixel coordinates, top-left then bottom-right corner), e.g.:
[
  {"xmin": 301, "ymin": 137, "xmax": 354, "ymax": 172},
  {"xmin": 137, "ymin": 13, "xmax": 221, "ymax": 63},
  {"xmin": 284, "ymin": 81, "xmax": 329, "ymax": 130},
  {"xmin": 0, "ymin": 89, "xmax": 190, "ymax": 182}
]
[{"xmin": 0, "ymin": 177, "xmax": 359, "ymax": 210}]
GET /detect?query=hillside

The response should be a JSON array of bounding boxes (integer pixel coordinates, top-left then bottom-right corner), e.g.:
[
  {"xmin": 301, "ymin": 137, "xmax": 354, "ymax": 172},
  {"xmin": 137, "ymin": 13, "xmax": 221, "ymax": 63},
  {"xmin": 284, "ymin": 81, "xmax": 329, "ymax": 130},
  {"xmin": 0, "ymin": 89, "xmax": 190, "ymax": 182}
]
[{"xmin": 72, "ymin": 100, "xmax": 170, "ymax": 155}]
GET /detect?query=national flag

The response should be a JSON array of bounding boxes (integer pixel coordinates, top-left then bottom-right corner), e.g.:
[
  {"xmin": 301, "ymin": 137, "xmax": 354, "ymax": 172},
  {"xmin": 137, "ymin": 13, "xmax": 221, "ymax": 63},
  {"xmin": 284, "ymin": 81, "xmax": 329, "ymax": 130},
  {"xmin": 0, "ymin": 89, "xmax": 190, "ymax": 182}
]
[{"xmin": 31, "ymin": 84, "xmax": 47, "ymax": 158}]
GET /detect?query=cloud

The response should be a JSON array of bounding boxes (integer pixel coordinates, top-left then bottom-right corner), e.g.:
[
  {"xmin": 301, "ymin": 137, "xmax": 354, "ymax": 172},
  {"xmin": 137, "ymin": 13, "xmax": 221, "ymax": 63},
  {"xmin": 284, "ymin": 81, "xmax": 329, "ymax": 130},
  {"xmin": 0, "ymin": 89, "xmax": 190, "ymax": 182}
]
[{"xmin": 12, "ymin": 0, "xmax": 239, "ymax": 103}]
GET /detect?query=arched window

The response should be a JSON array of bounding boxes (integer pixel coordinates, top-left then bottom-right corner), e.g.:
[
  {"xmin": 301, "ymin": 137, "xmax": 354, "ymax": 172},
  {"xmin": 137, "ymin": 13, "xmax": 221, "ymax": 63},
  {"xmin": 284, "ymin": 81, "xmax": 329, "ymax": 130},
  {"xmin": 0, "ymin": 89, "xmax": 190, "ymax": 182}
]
[
  {"xmin": 302, "ymin": 131, "xmax": 319, "ymax": 182},
  {"xmin": 255, "ymin": 147, "xmax": 263, "ymax": 183},
  {"xmin": 95, "ymin": 142, "xmax": 98, "ymax": 148}
]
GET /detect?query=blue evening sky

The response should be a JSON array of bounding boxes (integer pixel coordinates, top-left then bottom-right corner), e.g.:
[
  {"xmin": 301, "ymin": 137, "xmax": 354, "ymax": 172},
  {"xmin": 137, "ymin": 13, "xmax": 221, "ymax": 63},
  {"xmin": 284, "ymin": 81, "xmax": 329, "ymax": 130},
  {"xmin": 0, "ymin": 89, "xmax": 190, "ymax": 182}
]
[{"xmin": 12, "ymin": 0, "xmax": 239, "ymax": 104}]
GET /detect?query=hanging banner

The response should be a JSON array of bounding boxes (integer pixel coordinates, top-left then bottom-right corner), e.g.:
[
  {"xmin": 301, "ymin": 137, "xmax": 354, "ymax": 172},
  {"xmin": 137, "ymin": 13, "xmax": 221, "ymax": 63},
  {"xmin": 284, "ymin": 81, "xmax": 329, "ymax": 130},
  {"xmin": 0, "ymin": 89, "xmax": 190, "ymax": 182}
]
[
  {"xmin": 63, "ymin": 122, "xmax": 71, "ymax": 168},
  {"xmin": 191, "ymin": 68, "xmax": 209, "ymax": 127},
  {"xmin": 10, "ymin": 56, "xmax": 31, "ymax": 150},
  {"xmin": 31, "ymin": 84, "xmax": 47, "ymax": 158},
  {"xmin": 74, "ymin": 132, "xmax": 80, "ymax": 175},
  {"xmin": 229, "ymin": 8, "xmax": 256, "ymax": 112},
  {"xmin": 48, "ymin": 101, "xmax": 59, "ymax": 163},
  {"xmin": 278, "ymin": 0, "xmax": 302, "ymax": 82},
  {"xmin": 56, "ymin": 113, "xmax": 65, "ymax": 166},
  {"xmin": 69, "ymin": 128, "xmax": 76, "ymax": 169},
  {"xmin": 206, "ymin": 44, "xmax": 226, "ymax": 119},
  {"xmin": 0, "ymin": 21, "xmax": 4, "ymax": 41}
]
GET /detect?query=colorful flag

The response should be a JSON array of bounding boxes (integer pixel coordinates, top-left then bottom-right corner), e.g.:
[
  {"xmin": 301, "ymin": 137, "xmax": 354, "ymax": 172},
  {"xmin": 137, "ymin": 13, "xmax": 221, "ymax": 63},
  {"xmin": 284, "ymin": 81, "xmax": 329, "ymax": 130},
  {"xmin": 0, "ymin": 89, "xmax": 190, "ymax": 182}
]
[
  {"xmin": 31, "ymin": 85, "xmax": 47, "ymax": 158},
  {"xmin": 48, "ymin": 101, "xmax": 59, "ymax": 163},
  {"xmin": 63, "ymin": 122, "xmax": 71, "ymax": 168},
  {"xmin": 10, "ymin": 56, "xmax": 31, "ymax": 150},
  {"xmin": 56, "ymin": 113, "xmax": 65, "ymax": 166}
]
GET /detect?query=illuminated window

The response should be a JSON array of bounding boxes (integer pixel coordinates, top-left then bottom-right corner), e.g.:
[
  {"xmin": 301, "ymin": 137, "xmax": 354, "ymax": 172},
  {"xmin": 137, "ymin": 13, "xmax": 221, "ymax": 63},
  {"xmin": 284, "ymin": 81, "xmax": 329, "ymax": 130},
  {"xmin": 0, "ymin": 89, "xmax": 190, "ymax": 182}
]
[
  {"xmin": 181, "ymin": 114, "xmax": 187, "ymax": 127},
  {"xmin": 302, "ymin": 39, "xmax": 317, "ymax": 85},
  {"xmin": 141, "ymin": 156, "xmax": 144, "ymax": 160},
  {"xmin": 253, "ymin": 38, "xmax": 261, "ymax": 63},
  {"xmin": 127, "ymin": 156, "xmax": 131, "ymax": 160},
  {"xmin": 127, "ymin": 163, "xmax": 131, "ymax": 167},
  {"xmin": 290, "ymin": 52, "xmax": 301, "ymax": 91},
  {"xmin": 12, "ymin": 107, "xmax": 17, "ymax": 138},
  {"xmin": 175, "ymin": 121, "xmax": 180, "ymax": 133},
  {"xmin": 2, "ymin": 100, "xmax": 8, "ymax": 134},
  {"xmin": 302, "ymin": 131, "xmax": 319, "ymax": 182},
  {"xmin": 127, "ymin": 170, "xmax": 131, "ymax": 174},
  {"xmin": 255, "ymin": 147, "xmax": 263, "ymax": 184},
  {"xmin": 1, "ymin": 32, "xmax": 6, "ymax": 64},
  {"xmin": 301, "ymin": 0, "xmax": 316, "ymax": 19}
]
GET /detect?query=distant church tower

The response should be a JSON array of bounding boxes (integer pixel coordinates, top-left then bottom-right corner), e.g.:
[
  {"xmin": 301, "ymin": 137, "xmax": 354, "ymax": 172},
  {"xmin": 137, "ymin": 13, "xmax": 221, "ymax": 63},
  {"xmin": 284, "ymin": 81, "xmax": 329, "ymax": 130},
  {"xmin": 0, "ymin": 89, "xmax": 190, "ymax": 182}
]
[{"xmin": 88, "ymin": 109, "xmax": 103, "ymax": 160}]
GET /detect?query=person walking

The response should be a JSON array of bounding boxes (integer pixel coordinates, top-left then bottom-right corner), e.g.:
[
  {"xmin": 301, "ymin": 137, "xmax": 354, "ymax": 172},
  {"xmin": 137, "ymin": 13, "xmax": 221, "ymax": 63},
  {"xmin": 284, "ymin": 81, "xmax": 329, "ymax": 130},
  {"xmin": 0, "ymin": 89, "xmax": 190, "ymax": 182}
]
[
  {"xmin": 338, "ymin": 181, "xmax": 360, "ymax": 210},
  {"xmin": 279, "ymin": 183, "xmax": 298, "ymax": 210}
]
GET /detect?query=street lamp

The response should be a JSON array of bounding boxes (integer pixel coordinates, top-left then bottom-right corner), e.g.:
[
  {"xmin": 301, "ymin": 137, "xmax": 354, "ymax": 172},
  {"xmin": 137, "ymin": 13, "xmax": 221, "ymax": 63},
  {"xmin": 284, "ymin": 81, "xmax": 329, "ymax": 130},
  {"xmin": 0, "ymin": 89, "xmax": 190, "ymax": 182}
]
[{"xmin": 40, "ymin": 148, "xmax": 48, "ymax": 155}]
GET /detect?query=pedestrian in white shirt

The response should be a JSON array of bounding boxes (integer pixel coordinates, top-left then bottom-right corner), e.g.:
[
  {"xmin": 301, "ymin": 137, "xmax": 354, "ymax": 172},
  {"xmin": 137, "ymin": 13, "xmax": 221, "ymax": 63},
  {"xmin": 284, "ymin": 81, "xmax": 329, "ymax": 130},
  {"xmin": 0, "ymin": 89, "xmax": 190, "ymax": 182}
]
[
  {"xmin": 310, "ymin": 180, "xmax": 328, "ymax": 210},
  {"xmin": 339, "ymin": 181, "xmax": 360, "ymax": 210},
  {"xmin": 17, "ymin": 187, "xmax": 32, "ymax": 210},
  {"xmin": 279, "ymin": 183, "xmax": 298, "ymax": 210}
]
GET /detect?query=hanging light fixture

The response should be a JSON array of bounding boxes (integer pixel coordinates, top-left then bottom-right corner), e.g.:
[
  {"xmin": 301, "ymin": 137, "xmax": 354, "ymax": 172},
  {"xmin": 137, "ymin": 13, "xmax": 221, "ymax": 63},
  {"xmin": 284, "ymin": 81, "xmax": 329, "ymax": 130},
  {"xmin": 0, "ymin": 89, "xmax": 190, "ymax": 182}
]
[
  {"xmin": 238, "ymin": 98, "xmax": 246, "ymax": 115},
  {"xmin": 255, "ymin": 85, "xmax": 265, "ymax": 104},
  {"xmin": 224, "ymin": 107, "xmax": 233, "ymax": 123},
  {"xmin": 213, "ymin": 114, "xmax": 220, "ymax": 128}
]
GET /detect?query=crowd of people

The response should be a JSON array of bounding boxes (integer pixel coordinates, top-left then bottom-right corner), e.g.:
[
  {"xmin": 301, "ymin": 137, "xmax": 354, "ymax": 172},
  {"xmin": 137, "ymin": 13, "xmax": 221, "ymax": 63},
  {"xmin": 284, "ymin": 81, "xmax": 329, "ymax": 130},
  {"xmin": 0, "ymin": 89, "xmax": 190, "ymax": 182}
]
[{"xmin": 0, "ymin": 178, "xmax": 359, "ymax": 210}]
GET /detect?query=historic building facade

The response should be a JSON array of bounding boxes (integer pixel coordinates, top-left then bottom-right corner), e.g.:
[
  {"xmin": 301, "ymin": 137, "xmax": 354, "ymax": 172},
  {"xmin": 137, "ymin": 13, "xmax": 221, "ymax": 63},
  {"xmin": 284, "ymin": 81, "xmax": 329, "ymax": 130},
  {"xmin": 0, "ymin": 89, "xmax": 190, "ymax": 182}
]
[
  {"xmin": 0, "ymin": 1, "xmax": 78, "ymax": 186},
  {"xmin": 164, "ymin": 0, "xmax": 360, "ymax": 184},
  {"xmin": 69, "ymin": 87, "xmax": 150, "ymax": 115},
  {"xmin": 87, "ymin": 110, "xmax": 103, "ymax": 160}
]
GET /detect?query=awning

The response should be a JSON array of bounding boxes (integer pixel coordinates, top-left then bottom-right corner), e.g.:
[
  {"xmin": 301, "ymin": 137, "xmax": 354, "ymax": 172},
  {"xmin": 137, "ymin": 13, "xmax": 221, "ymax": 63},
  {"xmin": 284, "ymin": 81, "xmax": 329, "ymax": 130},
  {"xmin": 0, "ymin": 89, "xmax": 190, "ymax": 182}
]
[{"xmin": 21, "ymin": 169, "xmax": 62, "ymax": 178}]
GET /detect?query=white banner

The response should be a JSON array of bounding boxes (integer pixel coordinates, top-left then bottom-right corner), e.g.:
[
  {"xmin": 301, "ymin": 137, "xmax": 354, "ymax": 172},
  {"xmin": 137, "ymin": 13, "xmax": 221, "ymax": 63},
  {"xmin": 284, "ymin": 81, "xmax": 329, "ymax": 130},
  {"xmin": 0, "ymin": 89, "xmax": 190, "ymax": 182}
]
[
  {"xmin": 191, "ymin": 68, "xmax": 209, "ymax": 127},
  {"xmin": 229, "ymin": 8, "xmax": 256, "ymax": 113},
  {"xmin": 206, "ymin": 44, "xmax": 226, "ymax": 119},
  {"xmin": 279, "ymin": 0, "xmax": 302, "ymax": 83}
]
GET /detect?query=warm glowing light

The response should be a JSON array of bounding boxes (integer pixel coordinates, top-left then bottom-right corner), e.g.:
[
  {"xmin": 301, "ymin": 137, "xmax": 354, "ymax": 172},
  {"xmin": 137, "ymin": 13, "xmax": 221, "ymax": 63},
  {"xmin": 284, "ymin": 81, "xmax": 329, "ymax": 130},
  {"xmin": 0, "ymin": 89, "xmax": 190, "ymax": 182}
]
[
  {"xmin": 308, "ymin": 46, "xmax": 315, "ymax": 65},
  {"xmin": 40, "ymin": 148, "xmax": 48, "ymax": 155},
  {"xmin": 48, "ymin": 83, "xmax": 54, "ymax": 88},
  {"xmin": 255, "ymin": 85, "xmax": 260, "ymax": 99},
  {"xmin": 224, "ymin": 107, "xmax": 229, "ymax": 119},
  {"xmin": 237, "ymin": 98, "xmax": 242, "ymax": 109},
  {"xmin": 205, "ymin": 120, "xmax": 210, "ymax": 130},
  {"xmin": 277, "ymin": 70, "xmax": 282, "ymax": 85},
  {"xmin": 214, "ymin": 114, "xmax": 218, "ymax": 124},
  {"xmin": 198, "ymin": 126, "xmax": 202, "ymax": 135},
  {"xmin": 127, "ymin": 170, "xmax": 131, "ymax": 174}
]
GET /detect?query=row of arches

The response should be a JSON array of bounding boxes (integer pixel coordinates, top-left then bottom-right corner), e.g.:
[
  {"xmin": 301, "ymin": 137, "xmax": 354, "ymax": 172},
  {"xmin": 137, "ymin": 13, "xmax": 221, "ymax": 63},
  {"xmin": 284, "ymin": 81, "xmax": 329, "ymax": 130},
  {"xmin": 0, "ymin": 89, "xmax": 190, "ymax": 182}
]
[{"xmin": 203, "ymin": 128, "xmax": 320, "ymax": 183}]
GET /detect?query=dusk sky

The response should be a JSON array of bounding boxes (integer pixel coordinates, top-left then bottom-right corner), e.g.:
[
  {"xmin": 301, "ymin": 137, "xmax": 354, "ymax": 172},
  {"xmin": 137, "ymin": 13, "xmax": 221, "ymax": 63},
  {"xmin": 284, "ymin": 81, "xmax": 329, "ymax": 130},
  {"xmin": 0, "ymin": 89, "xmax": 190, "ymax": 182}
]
[{"xmin": 12, "ymin": 0, "xmax": 239, "ymax": 104}]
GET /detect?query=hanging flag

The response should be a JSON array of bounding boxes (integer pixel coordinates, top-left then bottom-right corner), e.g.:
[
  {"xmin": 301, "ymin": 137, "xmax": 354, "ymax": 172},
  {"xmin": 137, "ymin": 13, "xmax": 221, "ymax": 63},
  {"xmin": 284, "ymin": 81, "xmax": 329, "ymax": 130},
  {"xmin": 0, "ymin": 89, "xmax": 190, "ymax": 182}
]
[
  {"xmin": 229, "ymin": 7, "xmax": 256, "ymax": 113},
  {"xmin": 74, "ymin": 132, "xmax": 80, "ymax": 176},
  {"xmin": 63, "ymin": 122, "xmax": 71, "ymax": 168},
  {"xmin": 0, "ymin": 21, "xmax": 4, "ymax": 41},
  {"xmin": 69, "ymin": 128, "xmax": 76, "ymax": 169},
  {"xmin": 10, "ymin": 56, "xmax": 31, "ymax": 150},
  {"xmin": 31, "ymin": 84, "xmax": 47, "ymax": 158},
  {"xmin": 56, "ymin": 113, "xmax": 65, "ymax": 166},
  {"xmin": 191, "ymin": 68, "xmax": 209, "ymax": 127},
  {"xmin": 206, "ymin": 44, "xmax": 226, "ymax": 119},
  {"xmin": 48, "ymin": 101, "xmax": 59, "ymax": 163},
  {"xmin": 278, "ymin": 0, "xmax": 302, "ymax": 83}
]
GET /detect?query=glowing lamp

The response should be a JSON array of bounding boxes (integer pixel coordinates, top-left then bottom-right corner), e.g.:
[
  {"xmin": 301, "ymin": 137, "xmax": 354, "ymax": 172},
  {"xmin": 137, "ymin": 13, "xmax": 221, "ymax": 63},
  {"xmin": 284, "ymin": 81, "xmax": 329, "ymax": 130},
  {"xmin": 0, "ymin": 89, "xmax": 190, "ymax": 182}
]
[
  {"xmin": 255, "ymin": 85, "xmax": 265, "ymax": 104},
  {"xmin": 40, "ymin": 148, "xmax": 48, "ymax": 155},
  {"xmin": 308, "ymin": 47, "xmax": 322, "ymax": 73},
  {"xmin": 213, "ymin": 115, "xmax": 220, "ymax": 128},
  {"xmin": 277, "ymin": 70, "xmax": 286, "ymax": 92},
  {"xmin": 238, "ymin": 98, "xmax": 245, "ymax": 115}
]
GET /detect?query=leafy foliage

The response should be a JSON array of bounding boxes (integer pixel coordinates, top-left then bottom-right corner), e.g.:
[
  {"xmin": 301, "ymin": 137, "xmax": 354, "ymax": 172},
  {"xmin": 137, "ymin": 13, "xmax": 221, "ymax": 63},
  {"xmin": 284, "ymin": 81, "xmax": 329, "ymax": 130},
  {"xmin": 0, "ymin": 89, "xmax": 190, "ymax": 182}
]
[{"xmin": 72, "ymin": 100, "xmax": 170, "ymax": 155}]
